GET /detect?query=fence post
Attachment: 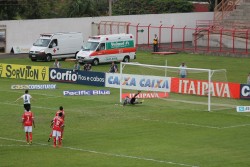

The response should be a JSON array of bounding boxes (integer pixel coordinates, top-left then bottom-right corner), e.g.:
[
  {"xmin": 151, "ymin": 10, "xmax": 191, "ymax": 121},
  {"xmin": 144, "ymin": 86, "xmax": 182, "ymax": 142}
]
[
  {"xmin": 104, "ymin": 22, "xmax": 107, "ymax": 34},
  {"xmin": 117, "ymin": 22, "xmax": 120, "ymax": 34},
  {"xmin": 207, "ymin": 27, "xmax": 210, "ymax": 52},
  {"xmin": 182, "ymin": 26, "xmax": 186, "ymax": 50},
  {"xmin": 232, "ymin": 28, "xmax": 236, "ymax": 53},
  {"xmin": 159, "ymin": 24, "xmax": 162, "ymax": 50},
  {"xmin": 136, "ymin": 23, "xmax": 140, "ymax": 47},
  {"xmin": 246, "ymin": 29, "xmax": 249, "ymax": 55},
  {"xmin": 110, "ymin": 21, "xmax": 113, "ymax": 34},
  {"xmin": 170, "ymin": 25, "xmax": 174, "ymax": 49},
  {"xmin": 147, "ymin": 24, "xmax": 151, "ymax": 47},
  {"xmin": 194, "ymin": 27, "xmax": 198, "ymax": 52},
  {"xmin": 98, "ymin": 22, "xmax": 101, "ymax": 35},
  {"xmin": 220, "ymin": 27, "xmax": 223, "ymax": 52},
  {"xmin": 127, "ymin": 23, "xmax": 131, "ymax": 34}
]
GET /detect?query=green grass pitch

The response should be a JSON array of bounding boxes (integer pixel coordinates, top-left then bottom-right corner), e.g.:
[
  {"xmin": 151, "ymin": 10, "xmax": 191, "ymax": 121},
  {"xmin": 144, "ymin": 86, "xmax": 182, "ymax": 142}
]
[{"xmin": 0, "ymin": 52, "xmax": 250, "ymax": 167}]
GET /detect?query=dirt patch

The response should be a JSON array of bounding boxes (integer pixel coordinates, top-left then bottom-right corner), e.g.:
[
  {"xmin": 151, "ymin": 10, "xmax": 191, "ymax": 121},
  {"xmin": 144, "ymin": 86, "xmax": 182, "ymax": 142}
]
[{"xmin": 0, "ymin": 53, "xmax": 28, "ymax": 59}]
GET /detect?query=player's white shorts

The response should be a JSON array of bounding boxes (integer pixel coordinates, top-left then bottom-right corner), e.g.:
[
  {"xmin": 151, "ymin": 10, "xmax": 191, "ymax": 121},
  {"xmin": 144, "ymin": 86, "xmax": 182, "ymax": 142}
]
[
  {"xmin": 24, "ymin": 126, "xmax": 32, "ymax": 132},
  {"xmin": 52, "ymin": 130, "xmax": 61, "ymax": 137}
]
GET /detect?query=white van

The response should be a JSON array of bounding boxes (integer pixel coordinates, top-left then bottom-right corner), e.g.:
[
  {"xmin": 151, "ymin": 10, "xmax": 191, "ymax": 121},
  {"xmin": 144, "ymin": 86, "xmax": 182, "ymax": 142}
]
[
  {"xmin": 76, "ymin": 33, "xmax": 136, "ymax": 65},
  {"xmin": 29, "ymin": 32, "xmax": 83, "ymax": 62}
]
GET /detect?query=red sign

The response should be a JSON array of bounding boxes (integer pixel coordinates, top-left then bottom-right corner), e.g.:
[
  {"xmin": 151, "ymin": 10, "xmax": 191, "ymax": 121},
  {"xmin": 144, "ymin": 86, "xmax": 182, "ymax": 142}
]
[
  {"xmin": 171, "ymin": 78, "xmax": 240, "ymax": 99},
  {"xmin": 122, "ymin": 92, "xmax": 169, "ymax": 99}
]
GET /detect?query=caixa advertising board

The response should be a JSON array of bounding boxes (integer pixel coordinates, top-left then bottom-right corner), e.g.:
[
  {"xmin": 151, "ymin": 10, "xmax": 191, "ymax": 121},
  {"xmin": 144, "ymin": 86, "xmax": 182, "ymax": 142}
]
[
  {"xmin": 240, "ymin": 84, "xmax": 250, "ymax": 99},
  {"xmin": 49, "ymin": 68, "xmax": 105, "ymax": 86}
]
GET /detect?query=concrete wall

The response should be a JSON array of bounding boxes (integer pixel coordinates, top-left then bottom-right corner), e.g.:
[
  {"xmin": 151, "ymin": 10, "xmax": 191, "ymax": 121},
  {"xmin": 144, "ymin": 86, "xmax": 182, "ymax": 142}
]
[{"xmin": 0, "ymin": 12, "xmax": 213, "ymax": 53}]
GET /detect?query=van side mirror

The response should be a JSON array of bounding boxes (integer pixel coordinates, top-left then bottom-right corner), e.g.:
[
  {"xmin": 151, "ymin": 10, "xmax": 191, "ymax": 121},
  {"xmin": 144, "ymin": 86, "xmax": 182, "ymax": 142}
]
[
  {"xmin": 49, "ymin": 44, "xmax": 53, "ymax": 48},
  {"xmin": 96, "ymin": 48, "xmax": 100, "ymax": 51}
]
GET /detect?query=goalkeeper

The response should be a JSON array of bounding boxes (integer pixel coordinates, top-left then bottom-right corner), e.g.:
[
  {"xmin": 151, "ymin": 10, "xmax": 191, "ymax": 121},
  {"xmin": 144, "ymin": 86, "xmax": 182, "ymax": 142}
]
[{"xmin": 123, "ymin": 91, "xmax": 143, "ymax": 106}]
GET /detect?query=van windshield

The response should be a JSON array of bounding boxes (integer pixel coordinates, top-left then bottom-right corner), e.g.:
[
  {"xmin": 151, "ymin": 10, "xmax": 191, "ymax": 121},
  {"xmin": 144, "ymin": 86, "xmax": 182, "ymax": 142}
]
[
  {"xmin": 82, "ymin": 42, "xmax": 99, "ymax": 51},
  {"xmin": 33, "ymin": 39, "xmax": 51, "ymax": 47}
]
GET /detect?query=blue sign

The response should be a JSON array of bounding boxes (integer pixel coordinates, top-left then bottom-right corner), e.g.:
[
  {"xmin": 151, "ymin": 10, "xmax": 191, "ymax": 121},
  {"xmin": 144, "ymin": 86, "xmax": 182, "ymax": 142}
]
[
  {"xmin": 49, "ymin": 68, "xmax": 105, "ymax": 86},
  {"xmin": 240, "ymin": 84, "xmax": 250, "ymax": 99},
  {"xmin": 63, "ymin": 90, "xmax": 110, "ymax": 96}
]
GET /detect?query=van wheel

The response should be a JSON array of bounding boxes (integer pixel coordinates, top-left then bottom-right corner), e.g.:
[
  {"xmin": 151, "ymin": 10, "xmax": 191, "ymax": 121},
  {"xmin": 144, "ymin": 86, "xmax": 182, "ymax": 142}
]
[
  {"xmin": 92, "ymin": 59, "xmax": 99, "ymax": 66},
  {"xmin": 31, "ymin": 59, "xmax": 37, "ymax": 62},
  {"xmin": 45, "ymin": 55, "xmax": 52, "ymax": 62},
  {"xmin": 123, "ymin": 56, "xmax": 130, "ymax": 62}
]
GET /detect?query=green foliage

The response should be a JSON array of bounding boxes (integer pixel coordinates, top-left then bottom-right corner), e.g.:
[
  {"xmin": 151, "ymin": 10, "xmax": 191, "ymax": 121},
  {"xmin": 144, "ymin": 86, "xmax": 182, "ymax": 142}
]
[
  {"xmin": 112, "ymin": 0, "xmax": 194, "ymax": 15},
  {"xmin": 0, "ymin": 0, "xmax": 20, "ymax": 20},
  {"xmin": 61, "ymin": 0, "xmax": 97, "ymax": 17},
  {"xmin": 0, "ymin": 0, "xmax": 198, "ymax": 20}
]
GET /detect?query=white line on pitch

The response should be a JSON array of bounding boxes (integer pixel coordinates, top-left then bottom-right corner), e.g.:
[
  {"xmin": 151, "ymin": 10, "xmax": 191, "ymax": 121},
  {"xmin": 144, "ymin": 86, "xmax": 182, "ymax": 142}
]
[
  {"xmin": 1, "ymin": 100, "xmax": 249, "ymax": 130},
  {"xmin": 0, "ymin": 144, "xmax": 42, "ymax": 147},
  {"xmin": 142, "ymin": 119, "xmax": 220, "ymax": 129},
  {"xmin": 0, "ymin": 137, "xmax": 199, "ymax": 167},
  {"xmin": 142, "ymin": 119, "xmax": 250, "ymax": 129},
  {"xmin": 220, "ymin": 124, "xmax": 250, "ymax": 129}
]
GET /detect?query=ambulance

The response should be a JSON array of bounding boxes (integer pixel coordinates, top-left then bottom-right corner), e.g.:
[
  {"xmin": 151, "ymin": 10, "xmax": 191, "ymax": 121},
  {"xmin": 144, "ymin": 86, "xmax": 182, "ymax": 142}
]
[
  {"xmin": 76, "ymin": 33, "xmax": 136, "ymax": 65},
  {"xmin": 29, "ymin": 32, "xmax": 83, "ymax": 62}
]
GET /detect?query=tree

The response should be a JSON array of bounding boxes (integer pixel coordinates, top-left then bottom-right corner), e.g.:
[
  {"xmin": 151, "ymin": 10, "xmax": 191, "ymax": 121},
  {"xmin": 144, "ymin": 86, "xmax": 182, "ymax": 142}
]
[
  {"xmin": 0, "ymin": 0, "xmax": 20, "ymax": 20},
  {"xmin": 112, "ymin": 0, "xmax": 194, "ymax": 15},
  {"xmin": 19, "ymin": 0, "xmax": 53, "ymax": 19},
  {"xmin": 61, "ymin": 0, "xmax": 99, "ymax": 17}
]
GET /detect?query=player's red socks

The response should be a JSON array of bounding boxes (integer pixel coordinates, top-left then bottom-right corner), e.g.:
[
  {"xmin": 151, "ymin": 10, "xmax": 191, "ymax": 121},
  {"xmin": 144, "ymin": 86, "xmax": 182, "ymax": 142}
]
[
  {"xmin": 53, "ymin": 138, "xmax": 56, "ymax": 147},
  {"xmin": 29, "ymin": 132, "xmax": 33, "ymax": 141},
  {"xmin": 58, "ymin": 137, "xmax": 62, "ymax": 147},
  {"xmin": 25, "ymin": 133, "xmax": 29, "ymax": 142}
]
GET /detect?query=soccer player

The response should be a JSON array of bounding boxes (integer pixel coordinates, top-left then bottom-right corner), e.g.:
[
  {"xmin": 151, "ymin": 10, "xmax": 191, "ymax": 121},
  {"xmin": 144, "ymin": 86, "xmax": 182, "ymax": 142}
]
[
  {"xmin": 51, "ymin": 112, "xmax": 64, "ymax": 148},
  {"xmin": 48, "ymin": 106, "xmax": 65, "ymax": 142},
  {"xmin": 22, "ymin": 107, "xmax": 35, "ymax": 144},
  {"xmin": 123, "ymin": 91, "xmax": 143, "ymax": 106},
  {"xmin": 15, "ymin": 90, "xmax": 33, "ymax": 111}
]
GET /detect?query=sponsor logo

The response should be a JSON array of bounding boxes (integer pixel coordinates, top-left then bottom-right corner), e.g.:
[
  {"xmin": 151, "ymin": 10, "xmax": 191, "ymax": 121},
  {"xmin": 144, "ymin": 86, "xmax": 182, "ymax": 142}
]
[
  {"xmin": 177, "ymin": 79, "xmax": 230, "ymax": 97},
  {"xmin": 11, "ymin": 84, "xmax": 57, "ymax": 90},
  {"xmin": 106, "ymin": 73, "xmax": 171, "ymax": 92},
  {"xmin": 77, "ymin": 75, "xmax": 104, "ymax": 82},
  {"xmin": 122, "ymin": 92, "xmax": 169, "ymax": 99},
  {"xmin": 240, "ymin": 84, "xmax": 250, "ymax": 99},
  {"xmin": 63, "ymin": 90, "xmax": 110, "ymax": 96},
  {"xmin": 106, "ymin": 40, "xmax": 134, "ymax": 49},
  {"xmin": 236, "ymin": 106, "xmax": 250, "ymax": 112},
  {"xmin": 49, "ymin": 68, "xmax": 105, "ymax": 86},
  {"xmin": 0, "ymin": 64, "xmax": 3, "ymax": 77},
  {"xmin": 50, "ymin": 69, "xmax": 77, "ymax": 82},
  {"xmin": 0, "ymin": 63, "xmax": 49, "ymax": 81}
]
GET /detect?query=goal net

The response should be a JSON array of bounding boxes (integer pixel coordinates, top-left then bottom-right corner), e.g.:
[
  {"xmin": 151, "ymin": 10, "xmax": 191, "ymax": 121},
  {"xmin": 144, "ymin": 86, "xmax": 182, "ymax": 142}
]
[{"xmin": 119, "ymin": 62, "xmax": 239, "ymax": 111}]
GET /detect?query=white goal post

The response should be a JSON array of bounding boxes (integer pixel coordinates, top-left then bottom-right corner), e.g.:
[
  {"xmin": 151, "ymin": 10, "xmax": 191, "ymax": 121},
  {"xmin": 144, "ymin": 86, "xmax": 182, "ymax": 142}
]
[{"xmin": 120, "ymin": 62, "xmax": 229, "ymax": 111}]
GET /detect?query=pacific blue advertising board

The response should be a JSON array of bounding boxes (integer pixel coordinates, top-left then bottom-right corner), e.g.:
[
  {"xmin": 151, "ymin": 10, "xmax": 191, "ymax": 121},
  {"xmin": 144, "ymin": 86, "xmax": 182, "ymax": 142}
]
[{"xmin": 49, "ymin": 68, "xmax": 105, "ymax": 86}]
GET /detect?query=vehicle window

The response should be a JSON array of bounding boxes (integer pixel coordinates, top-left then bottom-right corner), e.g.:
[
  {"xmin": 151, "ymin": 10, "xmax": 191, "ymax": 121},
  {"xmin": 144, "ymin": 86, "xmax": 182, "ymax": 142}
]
[
  {"xmin": 82, "ymin": 42, "xmax": 99, "ymax": 51},
  {"xmin": 0, "ymin": 31, "xmax": 5, "ymax": 42},
  {"xmin": 33, "ymin": 39, "xmax": 50, "ymax": 47},
  {"xmin": 100, "ymin": 43, "xmax": 105, "ymax": 50},
  {"xmin": 51, "ymin": 39, "xmax": 58, "ymax": 47}
]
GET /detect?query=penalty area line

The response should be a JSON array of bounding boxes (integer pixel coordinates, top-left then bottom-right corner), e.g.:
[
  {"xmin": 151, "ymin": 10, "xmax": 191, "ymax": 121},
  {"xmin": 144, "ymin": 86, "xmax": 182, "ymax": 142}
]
[{"xmin": 0, "ymin": 137, "xmax": 199, "ymax": 167}]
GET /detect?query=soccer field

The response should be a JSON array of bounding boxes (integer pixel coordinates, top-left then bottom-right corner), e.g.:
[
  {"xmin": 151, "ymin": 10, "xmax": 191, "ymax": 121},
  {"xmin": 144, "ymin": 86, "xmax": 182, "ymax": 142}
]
[{"xmin": 1, "ymin": 52, "xmax": 250, "ymax": 167}]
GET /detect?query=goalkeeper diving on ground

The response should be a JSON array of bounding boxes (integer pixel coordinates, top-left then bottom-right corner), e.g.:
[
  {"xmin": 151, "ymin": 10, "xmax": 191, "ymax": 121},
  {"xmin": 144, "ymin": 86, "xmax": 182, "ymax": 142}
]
[{"xmin": 123, "ymin": 91, "xmax": 143, "ymax": 106}]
